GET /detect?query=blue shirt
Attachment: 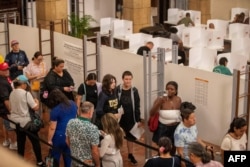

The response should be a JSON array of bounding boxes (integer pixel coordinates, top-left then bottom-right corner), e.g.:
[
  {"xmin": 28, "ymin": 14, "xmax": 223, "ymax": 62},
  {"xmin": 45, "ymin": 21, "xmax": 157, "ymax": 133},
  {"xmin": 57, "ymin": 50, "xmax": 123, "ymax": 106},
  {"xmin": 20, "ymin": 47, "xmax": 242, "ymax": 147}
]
[
  {"xmin": 50, "ymin": 100, "xmax": 77, "ymax": 135},
  {"xmin": 174, "ymin": 122, "xmax": 198, "ymax": 159}
]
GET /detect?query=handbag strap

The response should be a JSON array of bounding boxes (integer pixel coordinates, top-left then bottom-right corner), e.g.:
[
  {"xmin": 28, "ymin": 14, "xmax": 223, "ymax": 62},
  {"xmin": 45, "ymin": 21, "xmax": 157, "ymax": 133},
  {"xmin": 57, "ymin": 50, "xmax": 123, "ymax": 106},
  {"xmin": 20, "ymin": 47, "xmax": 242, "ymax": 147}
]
[{"xmin": 172, "ymin": 157, "xmax": 175, "ymax": 167}]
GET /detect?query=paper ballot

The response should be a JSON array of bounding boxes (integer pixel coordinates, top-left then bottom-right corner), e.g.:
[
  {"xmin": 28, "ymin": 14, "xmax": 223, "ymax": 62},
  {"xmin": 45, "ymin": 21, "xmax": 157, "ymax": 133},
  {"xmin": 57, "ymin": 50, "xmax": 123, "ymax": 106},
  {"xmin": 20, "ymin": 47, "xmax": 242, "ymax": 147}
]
[{"xmin": 129, "ymin": 123, "xmax": 145, "ymax": 140}]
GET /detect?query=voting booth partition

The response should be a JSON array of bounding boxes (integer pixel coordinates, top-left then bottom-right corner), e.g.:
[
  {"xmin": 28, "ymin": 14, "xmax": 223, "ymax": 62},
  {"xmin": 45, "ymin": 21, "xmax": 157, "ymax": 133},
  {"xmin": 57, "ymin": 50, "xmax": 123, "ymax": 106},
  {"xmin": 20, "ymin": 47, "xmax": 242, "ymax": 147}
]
[
  {"xmin": 167, "ymin": 8, "xmax": 184, "ymax": 24},
  {"xmin": 206, "ymin": 19, "xmax": 229, "ymax": 38},
  {"xmin": 127, "ymin": 33, "xmax": 153, "ymax": 54},
  {"xmin": 231, "ymin": 38, "xmax": 250, "ymax": 61},
  {"xmin": 1, "ymin": 23, "xmax": 250, "ymax": 148},
  {"xmin": 217, "ymin": 53, "xmax": 248, "ymax": 74},
  {"xmin": 189, "ymin": 47, "xmax": 217, "ymax": 71},
  {"xmin": 229, "ymin": 23, "xmax": 250, "ymax": 39},
  {"xmin": 100, "ymin": 17, "xmax": 118, "ymax": 35},
  {"xmin": 113, "ymin": 19, "xmax": 133, "ymax": 39},
  {"xmin": 182, "ymin": 27, "xmax": 211, "ymax": 47}
]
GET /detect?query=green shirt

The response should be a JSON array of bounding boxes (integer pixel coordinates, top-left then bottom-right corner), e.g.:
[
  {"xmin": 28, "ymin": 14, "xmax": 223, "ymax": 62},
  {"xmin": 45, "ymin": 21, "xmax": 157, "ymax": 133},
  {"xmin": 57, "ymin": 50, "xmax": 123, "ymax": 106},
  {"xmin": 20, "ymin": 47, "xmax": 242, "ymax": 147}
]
[
  {"xmin": 177, "ymin": 17, "xmax": 194, "ymax": 27},
  {"xmin": 213, "ymin": 65, "xmax": 232, "ymax": 76}
]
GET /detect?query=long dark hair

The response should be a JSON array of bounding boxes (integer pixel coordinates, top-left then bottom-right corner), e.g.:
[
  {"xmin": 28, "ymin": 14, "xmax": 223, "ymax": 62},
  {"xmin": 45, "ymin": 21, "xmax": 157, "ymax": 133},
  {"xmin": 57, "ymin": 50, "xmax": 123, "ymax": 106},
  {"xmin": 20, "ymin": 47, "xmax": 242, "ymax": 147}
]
[
  {"xmin": 227, "ymin": 117, "xmax": 247, "ymax": 133},
  {"xmin": 47, "ymin": 89, "xmax": 70, "ymax": 108},
  {"xmin": 102, "ymin": 74, "xmax": 116, "ymax": 94}
]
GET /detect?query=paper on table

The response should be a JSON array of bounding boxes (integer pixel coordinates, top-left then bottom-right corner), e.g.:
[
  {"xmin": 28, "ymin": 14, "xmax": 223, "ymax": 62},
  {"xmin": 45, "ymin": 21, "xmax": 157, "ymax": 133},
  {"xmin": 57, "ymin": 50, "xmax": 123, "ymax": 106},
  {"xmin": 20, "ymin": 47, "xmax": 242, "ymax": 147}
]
[{"xmin": 129, "ymin": 123, "xmax": 145, "ymax": 140}]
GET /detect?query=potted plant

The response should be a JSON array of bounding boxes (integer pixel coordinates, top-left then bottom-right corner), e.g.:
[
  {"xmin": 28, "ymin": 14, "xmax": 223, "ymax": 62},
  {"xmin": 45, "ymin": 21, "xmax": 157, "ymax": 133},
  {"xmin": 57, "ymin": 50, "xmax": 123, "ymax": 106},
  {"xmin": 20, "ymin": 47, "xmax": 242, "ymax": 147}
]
[{"xmin": 68, "ymin": 13, "xmax": 96, "ymax": 38}]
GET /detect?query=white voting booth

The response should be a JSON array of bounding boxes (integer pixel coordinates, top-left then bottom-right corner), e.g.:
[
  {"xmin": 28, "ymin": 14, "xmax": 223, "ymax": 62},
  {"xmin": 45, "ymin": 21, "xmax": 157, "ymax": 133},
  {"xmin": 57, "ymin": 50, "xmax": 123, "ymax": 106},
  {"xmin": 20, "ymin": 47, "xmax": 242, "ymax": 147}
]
[
  {"xmin": 113, "ymin": 19, "xmax": 133, "ymax": 40},
  {"xmin": 231, "ymin": 38, "xmax": 250, "ymax": 61},
  {"xmin": 167, "ymin": 9, "xmax": 201, "ymax": 26},
  {"xmin": 100, "ymin": 17, "xmax": 118, "ymax": 35},
  {"xmin": 127, "ymin": 33, "xmax": 153, "ymax": 54},
  {"xmin": 167, "ymin": 8, "xmax": 184, "ymax": 24},
  {"xmin": 231, "ymin": 7, "xmax": 249, "ymax": 21},
  {"xmin": 229, "ymin": 23, "xmax": 250, "ymax": 39},
  {"xmin": 150, "ymin": 37, "xmax": 173, "ymax": 62},
  {"xmin": 189, "ymin": 47, "xmax": 217, "ymax": 71},
  {"xmin": 172, "ymin": 24, "xmax": 185, "ymax": 39},
  {"xmin": 207, "ymin": 19, "xmax": 229, "ymax": 38},
  {"xmin": 185, "ymin": 10, "xmax": 201, "ymax": 26},
  {"xmin": 217, "ymin": 53, "xmax": 248, "ymax": 73},
  {"xmin": 207, "ymin": 30, "xmax": 224, "ymax": 49},
  {"xmin": 182, "ymin": 27, "xmax": 210, "ymax": 47}
]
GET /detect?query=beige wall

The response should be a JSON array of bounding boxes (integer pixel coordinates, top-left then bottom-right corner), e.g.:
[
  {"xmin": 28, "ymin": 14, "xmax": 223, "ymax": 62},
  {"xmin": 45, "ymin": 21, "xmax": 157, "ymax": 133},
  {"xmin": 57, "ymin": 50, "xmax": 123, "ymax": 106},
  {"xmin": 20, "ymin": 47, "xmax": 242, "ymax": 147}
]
[{"xmin": 211, "ymin": 0, "xmax": 250, "ymax": 20}]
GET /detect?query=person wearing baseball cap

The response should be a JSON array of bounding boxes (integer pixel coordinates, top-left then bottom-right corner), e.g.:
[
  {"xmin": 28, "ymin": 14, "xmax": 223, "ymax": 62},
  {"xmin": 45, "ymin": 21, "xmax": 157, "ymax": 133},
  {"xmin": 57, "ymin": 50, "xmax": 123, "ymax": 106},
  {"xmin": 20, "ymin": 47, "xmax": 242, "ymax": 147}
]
[
  {"xmin": 5, "ymin": 40, "xmax": 29, "ymax": 80},
  {"xmin": 0, "ymin": 62, "xmax": 17, "ymax": 150}
]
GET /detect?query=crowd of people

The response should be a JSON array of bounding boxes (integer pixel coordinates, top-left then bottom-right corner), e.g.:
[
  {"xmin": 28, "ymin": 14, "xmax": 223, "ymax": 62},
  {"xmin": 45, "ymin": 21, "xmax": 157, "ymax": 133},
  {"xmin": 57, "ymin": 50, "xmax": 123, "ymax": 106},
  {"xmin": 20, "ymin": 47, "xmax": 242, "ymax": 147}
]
[{"xmin": 0, "ymin": 39, "xmax": 248, "ymax": 167}]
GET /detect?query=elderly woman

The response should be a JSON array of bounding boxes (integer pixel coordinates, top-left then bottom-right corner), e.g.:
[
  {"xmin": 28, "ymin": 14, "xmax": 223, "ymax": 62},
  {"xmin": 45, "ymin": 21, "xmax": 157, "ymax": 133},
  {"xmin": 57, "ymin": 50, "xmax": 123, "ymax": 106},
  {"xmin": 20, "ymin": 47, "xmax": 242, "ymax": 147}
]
[
  {"xmin": 220, "ymin": 117, "xmax": 247, "ymax": 163},
  {"xmin": 188, "ymin": 142, "xmax": 223, "ymax": 167},
  {"xmin": 44, "ymin": 58, "xmax": 74, "ymax": 101},
  {"xmin": 150, "ymin": 81, "xmax": 182, "ymax": 155}
]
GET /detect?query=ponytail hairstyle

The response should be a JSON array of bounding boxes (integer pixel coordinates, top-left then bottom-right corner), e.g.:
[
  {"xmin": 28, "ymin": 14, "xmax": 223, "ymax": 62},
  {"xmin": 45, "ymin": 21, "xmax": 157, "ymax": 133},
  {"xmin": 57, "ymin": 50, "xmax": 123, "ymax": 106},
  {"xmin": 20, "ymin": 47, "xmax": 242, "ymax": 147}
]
[
  {"xmin": 188, "ymin": 142, "xmax": 211, "ymax": 164},
  {"xmin": 227, "ymin": 117, "xmax": 247, "ymax": 133},
  {"xmin": 51, "ymin": 57, "xmax": 64, "ymax": 69},
  {"xmin": 180, "ymin": 102, "xmax": 196, "ymax": 121},
  {"xmin": 158, "ymin": 137, "xmax": 172, "ymax": 154}
]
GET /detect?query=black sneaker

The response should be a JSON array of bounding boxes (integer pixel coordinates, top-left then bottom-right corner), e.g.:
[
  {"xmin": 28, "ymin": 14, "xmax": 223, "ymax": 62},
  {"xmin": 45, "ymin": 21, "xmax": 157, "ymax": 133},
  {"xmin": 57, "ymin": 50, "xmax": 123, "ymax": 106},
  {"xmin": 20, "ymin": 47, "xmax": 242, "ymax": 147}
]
[
  {"xmin": 128, "ymin": 154, "xmax": 138, "ymax": 165},
  {"xmin": 37, "ymin": 162, "xmax": 46, "ymax": 167}
]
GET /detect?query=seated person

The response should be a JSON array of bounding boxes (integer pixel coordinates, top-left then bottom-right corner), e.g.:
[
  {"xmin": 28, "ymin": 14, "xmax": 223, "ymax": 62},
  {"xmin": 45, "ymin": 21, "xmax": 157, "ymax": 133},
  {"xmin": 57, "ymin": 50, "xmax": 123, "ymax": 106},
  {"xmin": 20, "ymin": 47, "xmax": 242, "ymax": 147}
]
[
  {"xmin": 177, "ymin": 13, "xmax": 195, "ymax": 27},
  {"xmin": 208, "ymin": 23, "xmax": 215, "ymax": 29},
  {"xmin": 137, "ymin": 41, "xmax": 154, "ymax": 56},
  {"xmin": 213, "ymin": 57, "xmax": 232, "ymax": 76},
  {"xmin": 174, "ymin": 102, "xmax": 213, "ymax": 167},
  {"xmin": 188, "ymin": 142, "xmax": 223, "ymax": 167}
]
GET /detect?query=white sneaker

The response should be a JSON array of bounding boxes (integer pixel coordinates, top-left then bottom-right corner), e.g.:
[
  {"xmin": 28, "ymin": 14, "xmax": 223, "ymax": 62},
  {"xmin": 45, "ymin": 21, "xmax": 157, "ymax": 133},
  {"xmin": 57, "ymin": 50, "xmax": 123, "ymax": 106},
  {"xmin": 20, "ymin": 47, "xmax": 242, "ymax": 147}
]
[
  {"xmin": 2, "ymin": 139, "xmax": 10, "ymax": 147},
  {"xmin": 9, "ymin": 142, "xmax": 17, "ymax": 150}
]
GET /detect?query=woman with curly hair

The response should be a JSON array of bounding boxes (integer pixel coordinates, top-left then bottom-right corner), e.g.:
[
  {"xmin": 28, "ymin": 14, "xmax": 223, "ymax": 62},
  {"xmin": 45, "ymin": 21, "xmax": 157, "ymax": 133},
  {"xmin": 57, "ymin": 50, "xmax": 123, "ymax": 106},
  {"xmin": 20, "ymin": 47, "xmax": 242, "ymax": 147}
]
[{"xmin": 99, "ymin": 113, "xmax": 124, "ymax": 167}]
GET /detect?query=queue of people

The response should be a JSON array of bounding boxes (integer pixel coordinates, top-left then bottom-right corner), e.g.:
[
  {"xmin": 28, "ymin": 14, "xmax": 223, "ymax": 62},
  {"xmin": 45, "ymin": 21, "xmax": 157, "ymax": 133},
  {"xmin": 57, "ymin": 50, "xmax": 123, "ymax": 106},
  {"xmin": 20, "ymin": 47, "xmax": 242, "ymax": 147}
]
[{"xmin": 0, "ymin": 39, "xmax": 248, "ymax": 167}]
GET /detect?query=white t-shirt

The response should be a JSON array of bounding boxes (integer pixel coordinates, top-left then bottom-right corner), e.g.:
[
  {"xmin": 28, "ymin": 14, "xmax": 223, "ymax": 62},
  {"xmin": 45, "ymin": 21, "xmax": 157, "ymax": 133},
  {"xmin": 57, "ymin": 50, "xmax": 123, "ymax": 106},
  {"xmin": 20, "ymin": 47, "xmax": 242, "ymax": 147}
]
[
  {"xmin": 9, "ymin": 89, "xmax": 37, "ymax": 127},
  {"xmin": 221, "ymin": 133, "xmax": 247, "ymax": 151}
]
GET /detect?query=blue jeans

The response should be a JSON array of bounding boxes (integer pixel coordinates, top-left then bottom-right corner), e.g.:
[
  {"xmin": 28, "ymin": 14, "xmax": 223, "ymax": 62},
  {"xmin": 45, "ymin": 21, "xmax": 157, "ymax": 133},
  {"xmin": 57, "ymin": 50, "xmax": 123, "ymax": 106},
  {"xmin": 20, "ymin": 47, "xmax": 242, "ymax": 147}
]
[{"xmin": 52, "ymin": 133, "xmax": 71, "ymax": 167}]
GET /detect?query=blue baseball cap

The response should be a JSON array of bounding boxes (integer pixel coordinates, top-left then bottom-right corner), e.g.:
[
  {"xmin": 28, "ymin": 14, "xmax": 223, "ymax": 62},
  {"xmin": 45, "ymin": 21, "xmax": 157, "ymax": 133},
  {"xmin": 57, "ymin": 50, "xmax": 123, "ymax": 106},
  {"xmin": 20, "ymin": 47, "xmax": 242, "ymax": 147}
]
[{"xmin": 16, "ymin": 75, "xmax": 30, "ymax": 85}]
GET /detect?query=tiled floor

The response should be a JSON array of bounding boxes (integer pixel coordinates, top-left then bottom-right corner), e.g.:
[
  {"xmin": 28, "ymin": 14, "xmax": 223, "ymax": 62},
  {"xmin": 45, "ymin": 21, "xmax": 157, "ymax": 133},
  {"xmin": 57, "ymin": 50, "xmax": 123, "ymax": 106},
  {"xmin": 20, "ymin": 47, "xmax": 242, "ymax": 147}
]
[{"xmin": 0, "ymin": 111, "xmax": 222, "ymax": 166}]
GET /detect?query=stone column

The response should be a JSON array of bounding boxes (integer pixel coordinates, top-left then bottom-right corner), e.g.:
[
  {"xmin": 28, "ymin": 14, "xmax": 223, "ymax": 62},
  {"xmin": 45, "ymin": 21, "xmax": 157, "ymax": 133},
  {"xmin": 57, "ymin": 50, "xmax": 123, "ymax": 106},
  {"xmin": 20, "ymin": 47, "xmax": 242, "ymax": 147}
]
[
  {"xmin": 123, "ymin": 0, "xmax": 151, "ymax": 33},
  {"xmin": 36, "ymin": 0, "xmax": 67, "ymax": 33},
  {"xmin": 189, "ymin": 0, "xmax": 211, "ymax": 24}
]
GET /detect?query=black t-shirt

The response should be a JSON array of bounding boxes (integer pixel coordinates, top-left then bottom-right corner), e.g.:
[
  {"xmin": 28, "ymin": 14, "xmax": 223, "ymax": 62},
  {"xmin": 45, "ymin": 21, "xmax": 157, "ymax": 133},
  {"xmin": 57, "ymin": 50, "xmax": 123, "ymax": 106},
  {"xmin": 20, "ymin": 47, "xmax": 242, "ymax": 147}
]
[
  {"xmin": 144, "ymin": 156, "xmax": 181, "ymax": 167},
  {"xmin": 0, "ymin": 76, "xmax": 12, "ymax": 115},
  {"xmin": 137, "ymin": 46, "xmax": 150, "ymax": 56},
  {"xmin": 77, "ymin": 83, "xmax": 98, "ymax": 108}
]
